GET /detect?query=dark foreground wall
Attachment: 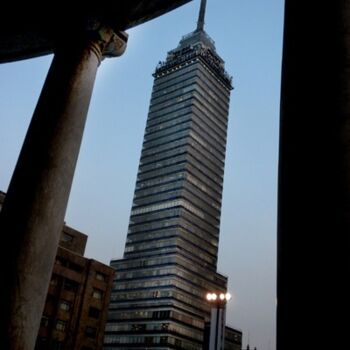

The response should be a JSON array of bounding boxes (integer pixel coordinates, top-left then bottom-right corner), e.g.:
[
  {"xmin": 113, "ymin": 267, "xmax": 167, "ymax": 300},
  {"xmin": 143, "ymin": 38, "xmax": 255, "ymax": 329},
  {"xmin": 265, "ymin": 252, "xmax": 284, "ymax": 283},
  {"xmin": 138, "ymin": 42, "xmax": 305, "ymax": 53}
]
[{"xmin": 277, "ymin": 1, "xmax": 350, "ymax": 349}]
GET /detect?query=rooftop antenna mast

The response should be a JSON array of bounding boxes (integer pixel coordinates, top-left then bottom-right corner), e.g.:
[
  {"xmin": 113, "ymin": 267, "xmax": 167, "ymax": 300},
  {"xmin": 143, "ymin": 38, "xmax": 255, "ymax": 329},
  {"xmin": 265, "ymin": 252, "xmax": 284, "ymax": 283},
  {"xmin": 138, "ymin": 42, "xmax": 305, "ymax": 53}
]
[{"xmin": 196, "ymin": 0, "xmax": 207, "ymax": 31}]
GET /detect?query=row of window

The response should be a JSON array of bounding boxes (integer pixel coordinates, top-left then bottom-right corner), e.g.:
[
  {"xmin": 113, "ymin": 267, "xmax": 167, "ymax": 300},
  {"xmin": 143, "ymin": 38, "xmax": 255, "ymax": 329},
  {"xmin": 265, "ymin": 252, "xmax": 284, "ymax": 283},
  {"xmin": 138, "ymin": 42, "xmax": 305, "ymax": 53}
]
[
  {"xmin": 134, "ymin": 179, "xmax": 184, "ymax": 199},
  {"xmin": 55, "ymin": 256, "xmax": 84, "ymax": 273},
  {"xmin": 131, "ymin": 198, "xmax": 205, "ymax": 219},
  {"xmin": 150, "ymin": 84, "xmax": 197, "ymax": 111},
  {"xmin": 41, "ymin": 317, "xmax": 98, "ymax": 338},
  {"xmin": 191, "ymin": 94, "xmax": 227, "ymax": 134},
  {"xmin": 149, "ymin": 90, "xmax": 195, "ymax": 115},
  {"xmin": 135, "ymin": 168, "xmax": 221, "ymax": 211},
  {"xmin": 123, "ymin": 237, "xmax": 216, "ymax": 267},
  {"xmin": 129, "ymin": 205, "xmax": 218, "ymax": 239},
  {"xmin": 127, "ymin": 221, "xmax": 217, "ymax": 253},
  {"xmin": 114, "ymin": 250, "xmax": 219, "ymax": 279},
  {"xmin": 126, "ymin": 229, "xmax": 218, "ymax": 257},
  {"xmin": 145, "ymin": 114, "xmax": 192, "ymax": 139},
  {"xmin": 112, "ymin": 277, "xmax": 204, "ymax": 301},
  {"xmin": 142, "ymin": 128, "xmax": 190, "ymax": 151},
  {"xmin": 151, "ymin": 74, "xmax": 198, "ymax": 101},
  {"xmin": 147, "ymin": 101, "xmax": 193, "ymax": 126},
  {"xmin": 139, "ymin": 142, "xmax": 224, "ymax": 184},
  {"xmin": 139, "ymin": 153, "xmax": 188, "ymax": 175},
  {"xmin": 148, "ymin": 95, "xmax": 194, "ymax": 121},
  {"xmin": 111, "ymin": 290, "xmax": 208, "ymax": 319},
  {"xmin": 108, "ymin": 308, "xmax": 204, "ymax": 329},
  {"xmin": 130, "ymin": 199, "xmax": 217, "ymax": 235},
  {"xmin": 105, "ymin": 321, "xmax": 203, "ymax": 341},
  {"xmin": 152, "ymin": 63, "xmax": 199, "ymax": 93},
  {"xmin": 104, "ymin": 334, "xmax": 200, "ymax": 350},
  {"xmin": 143, "ymin": 123, "xmax": 192, "ymax": 148}
]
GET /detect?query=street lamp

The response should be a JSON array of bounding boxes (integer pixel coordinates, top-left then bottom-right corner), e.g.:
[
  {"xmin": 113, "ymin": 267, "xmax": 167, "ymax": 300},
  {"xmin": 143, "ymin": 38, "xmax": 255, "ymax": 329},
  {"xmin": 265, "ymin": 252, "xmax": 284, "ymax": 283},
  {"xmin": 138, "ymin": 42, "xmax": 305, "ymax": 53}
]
[{"xmin": 206, "ymin": 292, "xmax": 232, "ymax": 350}]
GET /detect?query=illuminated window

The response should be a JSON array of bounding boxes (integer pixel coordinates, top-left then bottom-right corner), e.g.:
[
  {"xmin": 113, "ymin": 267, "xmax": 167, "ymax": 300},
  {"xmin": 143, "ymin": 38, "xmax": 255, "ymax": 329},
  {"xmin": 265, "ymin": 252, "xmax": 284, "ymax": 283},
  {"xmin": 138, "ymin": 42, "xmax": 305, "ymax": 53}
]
[
  {"xmin": 59, "ymin": 300, "xmax": 71, "ymax": 311},
  {"xmin": 55, "ymin": 320, "xmax": 66, "ymax": 332},
  {"xmin": 96, "ymin": 272, "xmax": 106, "ymax": 281},
  {"xmin": 92, "ymin": 289, "xmax": 103, "ymax": 300}
]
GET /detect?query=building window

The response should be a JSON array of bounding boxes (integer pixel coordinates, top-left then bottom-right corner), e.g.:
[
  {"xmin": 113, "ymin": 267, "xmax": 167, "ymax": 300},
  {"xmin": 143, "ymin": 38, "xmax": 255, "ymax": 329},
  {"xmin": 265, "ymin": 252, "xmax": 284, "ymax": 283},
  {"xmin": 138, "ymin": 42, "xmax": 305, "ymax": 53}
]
[
  {"xmin": 63, "ymin": 279, "xmax": 79, "ymax": 292},
  {"xmin": 59, "ymin": 300, "xmax": 71, "ymax": 311},
  {"xmin": 50, "ymin": 275, "xmax": 59, "ymax": 286},
  {"xmin": 92, "ymin": 288, "xmax": 103, "ymax": 300},
  {"xmin": 56, "ymin": 256, "xmax": 67, "ymax": 266},
  {"xmin": 61, "ymin": 232, "xmax": 74, "ymax": 242},
  {"xmin": 96, "ymin": 272, "xmax": 106, "ymax": 281},
  {"xmin": 145, "ymin": 336, "xmax": 153, "ymax": 344},
  {"xmin": 160, "ymin": 336, "xmax": 168, "ymax": 344},
  {"xmin": 40, "ymin": 316, "xmax": 49, "ymax": 328},
  {"xmin": 55, "ymin": 320, "xmax": 66, "ymax": 332},
  {"xmin": 69, "ymin": 262, "xmax": 84, "ymax": 273},
  {"xmin": 85, "ymin": 326, "xmax": 97, "ymax": 339},
  {"xmin": 52, "ymin": 341, "xmax": 63, "ymax": 350},
  {"xmin": 88, "ymin": 307, "xmax": 100, "ymax": 319},
  {"xmin": 175, "ymin": 338, "xmax": 182, "ymax": 347},
  {"xmin": 152, "ymin": 310, "xmax": 170, "ymax": 319},
  {"xmin": 132, "ymin": 324, "xmax": 146, "ymax": 331}
]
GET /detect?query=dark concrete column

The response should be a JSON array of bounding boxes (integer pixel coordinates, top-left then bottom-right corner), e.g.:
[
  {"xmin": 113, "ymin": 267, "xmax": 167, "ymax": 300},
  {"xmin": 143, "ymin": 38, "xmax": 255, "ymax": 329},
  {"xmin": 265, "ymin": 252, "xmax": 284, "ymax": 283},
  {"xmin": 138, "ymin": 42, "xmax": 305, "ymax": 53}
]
[
  {"xmin": 0, "ymin": 25, "xmax": 127, "ymax": 349},
  {"xmin": 278, "ymin": 1, "xmax": 350, "ymax": 348}
]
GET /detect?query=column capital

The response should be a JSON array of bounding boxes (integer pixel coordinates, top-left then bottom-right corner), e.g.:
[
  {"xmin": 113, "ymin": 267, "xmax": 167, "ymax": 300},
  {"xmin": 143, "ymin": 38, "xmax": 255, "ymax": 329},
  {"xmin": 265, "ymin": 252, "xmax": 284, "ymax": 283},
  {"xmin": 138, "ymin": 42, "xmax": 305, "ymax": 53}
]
[
  {"xmin": 55, "ymin": 20, "xmax": 128, "ymax": 64},
  {"xmin": 85, "ymin": 21, "xmax": 128, "ymax": 62}
]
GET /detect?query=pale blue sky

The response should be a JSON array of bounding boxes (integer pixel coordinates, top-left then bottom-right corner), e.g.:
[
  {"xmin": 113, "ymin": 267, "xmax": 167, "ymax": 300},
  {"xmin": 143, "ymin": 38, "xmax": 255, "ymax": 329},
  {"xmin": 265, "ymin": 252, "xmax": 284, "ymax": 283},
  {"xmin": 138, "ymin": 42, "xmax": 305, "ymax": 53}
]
[{"xmin": 0, "ymin": 1, "xmax": 284, "ymax": 349}]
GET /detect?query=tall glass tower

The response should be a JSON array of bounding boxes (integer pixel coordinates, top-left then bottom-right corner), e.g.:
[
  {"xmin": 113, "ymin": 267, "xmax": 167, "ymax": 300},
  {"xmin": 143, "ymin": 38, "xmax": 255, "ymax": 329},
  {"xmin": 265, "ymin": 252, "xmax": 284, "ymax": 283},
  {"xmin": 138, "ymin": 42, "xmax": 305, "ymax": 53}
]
[{"xmin": 104, "ymin": 1, "xmax": 233, "ymax": 349}]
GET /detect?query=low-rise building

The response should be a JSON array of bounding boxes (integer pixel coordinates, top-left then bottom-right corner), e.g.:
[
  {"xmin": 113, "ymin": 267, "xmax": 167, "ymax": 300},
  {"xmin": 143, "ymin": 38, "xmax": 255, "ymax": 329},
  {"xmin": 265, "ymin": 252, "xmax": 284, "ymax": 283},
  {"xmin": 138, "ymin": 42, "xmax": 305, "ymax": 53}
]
[
  {"xmin": 36, "ymin": 225, "xmax": 115, "ymax": 349},
  {"xmin": 0, "ymin": 191, "xmax": 115, "ymax": 349}
]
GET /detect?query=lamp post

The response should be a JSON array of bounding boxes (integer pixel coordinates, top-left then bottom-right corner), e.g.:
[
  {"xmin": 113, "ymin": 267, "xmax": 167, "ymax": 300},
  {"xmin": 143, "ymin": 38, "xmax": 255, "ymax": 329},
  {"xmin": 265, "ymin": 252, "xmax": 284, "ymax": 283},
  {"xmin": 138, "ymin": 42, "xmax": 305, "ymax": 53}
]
[{"xmin": 206, "ymin": 292, "xmax": 231, "ymax": 350}]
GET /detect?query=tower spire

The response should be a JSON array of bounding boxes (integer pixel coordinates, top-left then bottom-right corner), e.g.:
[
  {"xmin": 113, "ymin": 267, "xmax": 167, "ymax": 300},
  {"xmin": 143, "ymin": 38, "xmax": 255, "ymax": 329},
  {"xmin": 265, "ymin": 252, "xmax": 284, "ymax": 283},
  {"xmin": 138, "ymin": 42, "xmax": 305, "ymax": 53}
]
[{"xmin": 196, "ymin": 0, "xmax": 207, "ymax": 31}]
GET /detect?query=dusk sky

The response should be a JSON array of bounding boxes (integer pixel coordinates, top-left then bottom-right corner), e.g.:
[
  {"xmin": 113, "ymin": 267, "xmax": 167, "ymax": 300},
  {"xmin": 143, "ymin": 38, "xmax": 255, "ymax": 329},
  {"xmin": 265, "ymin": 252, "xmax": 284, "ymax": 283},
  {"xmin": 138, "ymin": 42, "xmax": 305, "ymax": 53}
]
[{"xmin": 0, "ymin": 1, "xmax": 284, "ymax": 349}]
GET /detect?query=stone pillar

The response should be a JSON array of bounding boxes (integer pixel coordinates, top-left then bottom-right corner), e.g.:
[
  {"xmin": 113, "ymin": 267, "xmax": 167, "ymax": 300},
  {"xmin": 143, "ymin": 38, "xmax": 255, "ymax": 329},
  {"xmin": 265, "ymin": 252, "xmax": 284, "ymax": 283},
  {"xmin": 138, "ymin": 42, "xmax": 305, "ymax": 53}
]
[
  {"xmin": 0, "ymin": 24, "xmax": 127, "ymax": 349},
  {"xmin": 277, "ymin": 1, "xmax": 350, "ymax": 348}
]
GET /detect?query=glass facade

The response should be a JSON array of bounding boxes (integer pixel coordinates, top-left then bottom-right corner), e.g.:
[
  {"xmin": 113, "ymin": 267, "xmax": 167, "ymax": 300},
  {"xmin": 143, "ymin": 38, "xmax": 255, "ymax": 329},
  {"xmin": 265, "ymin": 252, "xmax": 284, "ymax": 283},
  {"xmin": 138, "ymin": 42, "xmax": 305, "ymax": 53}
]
[{"xmin": 104, "ymin": 27, "xmax": 232, "ymax": 350}]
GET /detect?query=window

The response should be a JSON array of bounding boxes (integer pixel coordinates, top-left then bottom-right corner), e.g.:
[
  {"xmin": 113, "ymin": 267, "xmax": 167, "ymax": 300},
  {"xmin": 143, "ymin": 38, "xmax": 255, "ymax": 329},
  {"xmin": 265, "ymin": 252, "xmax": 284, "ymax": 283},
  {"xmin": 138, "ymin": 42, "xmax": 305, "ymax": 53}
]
[
  {"xmin": 52, "ymin": 341, "xmax": 63, "ymax": 350},
  {"xmin": 50, "ymin": 275, "xmax": 59, "ymax": 286},
  {"xmin": 96, "ymin": 272, "xmax": 106, "ymax": 281},
  {"xmin": 59, "ymin": 300, "xmax": 71, "ymax": 311},
  {"xmin": 145, "ymin": 337, "xmax": 153, "ymax": 344},
  {"xmin": 160, "ymin": 336, "xmax": 168, "ymax": 344},
  {"xmin": 40, "ymin": 316, "xmax": 49, "ymax": 328},
  {"xmin": 61, "ymin": 232, "xmax": 73, "ymax": 242},
  {"xmin": 63, "ymin": 279, "xmax": 79, "ymax": 292},
  {"xmin": 56, "ymin": 256, "xmax": 67, "ymax": 266},
  {"xmin": 152, "ymin": 310, "xmax": 170, "ymax": 319},
  {"xmin": 55, "ymin": 320, "xmax": 66, "ymax": 332},
  {"xmin": 132, "ymin": 324, "xmax": 146, "ymax": 331},
  {"xmin": 69, "ymin": 262, "xmax": 84, "ymax": 273},
  {"xmin": 92, "ymin": 289, "xmax": 103, "ymax": 300},
  {"xmin": 85, "ymin": 326, "xmax": 97, "ymax": 339},
  {"xmin": 88, "ymin": 307, "xmax": 100, "ymax": 319},
  {"xmin": 175, "ymin": 338, "xmax": 182, "ymax": 347}
]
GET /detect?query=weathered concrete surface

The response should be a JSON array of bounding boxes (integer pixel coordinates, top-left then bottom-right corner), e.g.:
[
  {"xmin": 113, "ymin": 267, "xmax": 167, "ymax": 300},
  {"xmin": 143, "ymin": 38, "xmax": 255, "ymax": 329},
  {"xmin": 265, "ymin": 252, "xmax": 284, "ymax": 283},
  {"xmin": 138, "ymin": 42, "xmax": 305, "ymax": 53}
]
[{"xmin": 277, "ymin": 1, "xmax": 350, "ymax": 348}]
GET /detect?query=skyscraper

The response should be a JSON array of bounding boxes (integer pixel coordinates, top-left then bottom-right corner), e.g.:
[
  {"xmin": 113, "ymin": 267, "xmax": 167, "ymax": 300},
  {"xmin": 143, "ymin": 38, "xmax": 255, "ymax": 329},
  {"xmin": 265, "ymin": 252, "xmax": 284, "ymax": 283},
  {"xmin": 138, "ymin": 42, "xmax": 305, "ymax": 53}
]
[{"xmin": 104, "ymin": 1, "xmax": 233, "ymax": 348}]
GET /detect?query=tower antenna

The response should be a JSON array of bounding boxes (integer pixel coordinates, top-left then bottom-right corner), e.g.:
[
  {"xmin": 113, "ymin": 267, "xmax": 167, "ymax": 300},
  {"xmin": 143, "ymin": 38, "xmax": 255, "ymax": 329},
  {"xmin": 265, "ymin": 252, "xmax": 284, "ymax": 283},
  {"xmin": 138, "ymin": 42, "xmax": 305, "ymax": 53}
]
[{"xmin": 196, "ymin": 0, "xmax": 207, "ymax": 31}]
